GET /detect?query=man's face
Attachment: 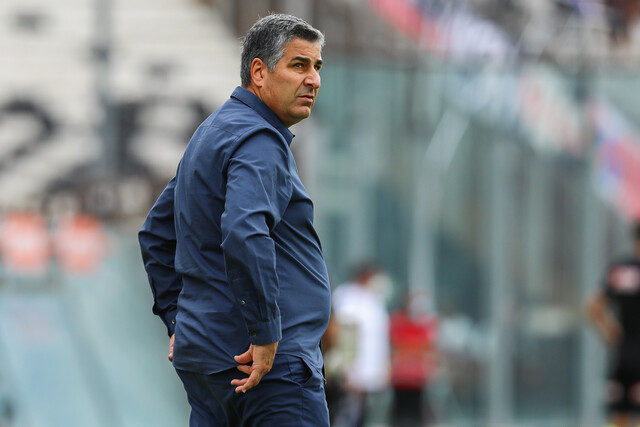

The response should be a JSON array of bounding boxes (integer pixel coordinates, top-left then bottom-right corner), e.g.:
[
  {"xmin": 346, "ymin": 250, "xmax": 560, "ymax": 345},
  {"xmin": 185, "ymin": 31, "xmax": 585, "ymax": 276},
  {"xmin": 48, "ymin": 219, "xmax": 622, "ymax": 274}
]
[{"xmin": 260, "ymin": 38, "xmax": 322, "ymax": 127}]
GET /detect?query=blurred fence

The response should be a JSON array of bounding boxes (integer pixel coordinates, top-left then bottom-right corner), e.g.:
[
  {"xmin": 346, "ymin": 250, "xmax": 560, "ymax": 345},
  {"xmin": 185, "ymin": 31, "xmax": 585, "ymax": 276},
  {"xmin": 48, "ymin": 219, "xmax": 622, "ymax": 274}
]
[{"xmin": 305, "ymin": 58, "xmax": 634, "ymax": 425}]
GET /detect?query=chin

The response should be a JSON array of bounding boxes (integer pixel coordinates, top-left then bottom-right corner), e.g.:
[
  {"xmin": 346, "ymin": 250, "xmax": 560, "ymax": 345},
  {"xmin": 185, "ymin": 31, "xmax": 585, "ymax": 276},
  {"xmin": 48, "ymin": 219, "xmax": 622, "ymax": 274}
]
[{"xmin": 296, "ymin": 107, "xmax": 312, "ymax": 118}]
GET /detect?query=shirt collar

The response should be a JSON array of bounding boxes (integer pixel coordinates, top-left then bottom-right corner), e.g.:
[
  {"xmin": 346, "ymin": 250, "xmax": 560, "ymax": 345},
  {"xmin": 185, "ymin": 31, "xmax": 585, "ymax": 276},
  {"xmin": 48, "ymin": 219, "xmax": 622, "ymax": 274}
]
[{"xmin": 231, "ymin": 86, "xmax": 294, "ymax": 145}]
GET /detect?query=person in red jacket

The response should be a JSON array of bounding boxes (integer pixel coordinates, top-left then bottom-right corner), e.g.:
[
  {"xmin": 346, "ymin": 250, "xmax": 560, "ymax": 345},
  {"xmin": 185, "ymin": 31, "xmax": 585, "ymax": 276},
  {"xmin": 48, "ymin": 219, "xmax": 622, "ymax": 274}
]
[{"xmin": 390, "ymin": 292, "xmax": 439, "ymax": 426}]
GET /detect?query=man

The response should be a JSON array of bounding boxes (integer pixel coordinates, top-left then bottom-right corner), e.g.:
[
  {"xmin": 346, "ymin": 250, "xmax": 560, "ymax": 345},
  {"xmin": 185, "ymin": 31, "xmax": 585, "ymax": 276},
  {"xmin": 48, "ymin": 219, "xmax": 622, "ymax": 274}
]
[
  {"xmin": 587, "ymin": 223, "xmax": 640, "ymax": 427},
  {"xmin": 331, "ymin": 262, "xmax": 391, "ymax": 426},
  {"xmin": 138, "ymin": 14, "xmax": 330, "ymax": 426}
]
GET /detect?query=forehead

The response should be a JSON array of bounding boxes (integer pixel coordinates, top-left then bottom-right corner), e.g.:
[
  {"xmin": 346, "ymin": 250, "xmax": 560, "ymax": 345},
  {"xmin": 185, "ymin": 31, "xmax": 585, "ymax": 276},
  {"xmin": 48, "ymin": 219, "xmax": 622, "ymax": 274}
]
[{"xmin": 281, "ymin": 38, "xmax": 322, "ymax": 60}]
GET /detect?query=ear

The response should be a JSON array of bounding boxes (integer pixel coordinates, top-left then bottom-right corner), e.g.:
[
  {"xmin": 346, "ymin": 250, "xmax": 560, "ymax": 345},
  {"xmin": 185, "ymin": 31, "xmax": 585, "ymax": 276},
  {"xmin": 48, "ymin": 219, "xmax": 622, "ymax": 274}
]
[{"xmin": 250, "ymin": 58, "xmax": 267, "ymax": 88}]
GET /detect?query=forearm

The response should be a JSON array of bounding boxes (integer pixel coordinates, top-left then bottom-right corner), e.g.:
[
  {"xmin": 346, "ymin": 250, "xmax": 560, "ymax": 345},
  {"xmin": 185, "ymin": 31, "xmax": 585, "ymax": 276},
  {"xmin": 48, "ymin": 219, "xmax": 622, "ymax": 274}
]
[
  {"xmin": 587, "ymin": 294, "xmax": 622, "ymax": 345},
  {"xmin": 222, "ymin": 231, "xmax": 282, "ymax": 345},
  {"xmin": 139, "ymin": 177, "xmax": 182, "ymax": 336}
]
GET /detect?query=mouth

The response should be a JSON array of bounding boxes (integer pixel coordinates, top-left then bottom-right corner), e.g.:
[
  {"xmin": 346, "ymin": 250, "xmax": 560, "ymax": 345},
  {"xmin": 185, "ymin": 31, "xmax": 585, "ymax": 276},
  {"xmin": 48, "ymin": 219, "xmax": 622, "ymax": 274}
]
[{"xmin": 298, "ymin": 94, "xmax": 315, "ymax": 103}]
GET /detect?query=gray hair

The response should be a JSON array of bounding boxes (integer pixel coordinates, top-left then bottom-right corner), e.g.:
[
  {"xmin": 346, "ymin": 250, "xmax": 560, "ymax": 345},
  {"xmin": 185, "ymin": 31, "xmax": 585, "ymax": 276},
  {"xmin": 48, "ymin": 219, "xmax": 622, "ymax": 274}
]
[{"xmin": 240, "ymin": 13, "xmax": 325, "ymax": 87}]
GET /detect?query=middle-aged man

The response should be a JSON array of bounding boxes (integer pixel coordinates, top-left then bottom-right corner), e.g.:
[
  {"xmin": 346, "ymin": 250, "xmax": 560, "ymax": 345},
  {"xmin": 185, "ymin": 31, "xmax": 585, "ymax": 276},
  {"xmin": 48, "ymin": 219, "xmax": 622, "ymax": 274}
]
[{"xmin": 138, "ymin": 13, "xmax": 331, "ymax": 426}]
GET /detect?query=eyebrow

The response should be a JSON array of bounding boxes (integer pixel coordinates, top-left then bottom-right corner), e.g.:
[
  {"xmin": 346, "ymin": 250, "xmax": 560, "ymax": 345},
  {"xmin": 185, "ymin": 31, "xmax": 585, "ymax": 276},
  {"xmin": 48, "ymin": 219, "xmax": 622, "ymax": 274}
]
[{"xmin": 292, "ymin": 56, "xmax": 323, "ymax": 66}]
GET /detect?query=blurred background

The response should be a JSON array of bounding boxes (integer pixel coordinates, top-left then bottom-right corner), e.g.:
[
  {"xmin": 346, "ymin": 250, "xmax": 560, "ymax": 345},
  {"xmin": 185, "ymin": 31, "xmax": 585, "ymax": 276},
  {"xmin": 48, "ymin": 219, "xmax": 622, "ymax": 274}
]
[{"xmin": 1, "ymin": 0, "xmax": 640, "ymax": 425}]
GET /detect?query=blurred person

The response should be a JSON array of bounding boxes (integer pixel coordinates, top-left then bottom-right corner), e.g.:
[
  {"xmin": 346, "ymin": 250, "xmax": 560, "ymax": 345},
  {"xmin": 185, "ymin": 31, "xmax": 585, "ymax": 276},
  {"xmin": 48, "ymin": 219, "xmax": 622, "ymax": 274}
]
[
  {"xmin": 322, "ymin": 310, "xmax": 345, "ymax": 425},
  {"xmin": 138, "ymin": 13, "xmax": 330, "ymax": 426},
  {"xmin": 331, "ymin": 262, "xmax": 391, "ymax": 427},
  {"xmin": 389, "ymin": 291, "xmax": 439, "ymax": 426},
  {"xmin": 587, "ymin": 222, "xmax": 640, "ymax": 427},
  {"xmin": 605, "ymin": 0, "xmax": 640, "ymax": 44}
]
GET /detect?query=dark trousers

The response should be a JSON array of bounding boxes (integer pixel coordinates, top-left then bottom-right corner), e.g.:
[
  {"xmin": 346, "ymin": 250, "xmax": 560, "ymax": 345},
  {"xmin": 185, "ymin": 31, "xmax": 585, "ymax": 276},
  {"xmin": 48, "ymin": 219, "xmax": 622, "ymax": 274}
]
[
  {"xmin": 393, "ymin": 388, "xmax": 435, "ymax": 426},
  {"xmin": 176, "ymin": 354, "xmax": 329, "ymax": 426}
]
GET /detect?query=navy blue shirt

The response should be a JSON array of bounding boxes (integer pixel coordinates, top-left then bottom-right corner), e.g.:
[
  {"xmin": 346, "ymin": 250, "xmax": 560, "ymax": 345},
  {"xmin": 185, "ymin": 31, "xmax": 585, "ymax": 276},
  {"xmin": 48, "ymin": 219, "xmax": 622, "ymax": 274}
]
[{"xmin": 139, "ymin": 87, "xmax": 331, "ymax": 375}]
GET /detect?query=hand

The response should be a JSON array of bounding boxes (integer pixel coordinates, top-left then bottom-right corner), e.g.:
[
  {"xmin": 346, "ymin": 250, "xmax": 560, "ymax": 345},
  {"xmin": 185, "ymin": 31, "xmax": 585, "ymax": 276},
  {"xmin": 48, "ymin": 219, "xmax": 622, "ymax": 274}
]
[
  {"xmin": 587, "ymin": 294, "xmax": 623, "ymax": 347},
  {"xmin": 602, "ymin": 319, "xmax": 623, "ymax": 346},
  {"xmin": 231, "ymin": 342, "xmax": 278, "ymax": 393},
  {"xmin": 168, "ymin": 334, "xmax": 175, "ymax": 362}
]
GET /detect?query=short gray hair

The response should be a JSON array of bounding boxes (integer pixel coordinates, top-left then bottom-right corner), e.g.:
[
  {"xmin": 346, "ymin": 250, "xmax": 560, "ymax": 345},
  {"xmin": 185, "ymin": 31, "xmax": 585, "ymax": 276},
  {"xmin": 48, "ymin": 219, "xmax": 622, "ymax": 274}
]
[{"xmin": 240, "ymin": 13, "xmax": 325, "ymax": 87}]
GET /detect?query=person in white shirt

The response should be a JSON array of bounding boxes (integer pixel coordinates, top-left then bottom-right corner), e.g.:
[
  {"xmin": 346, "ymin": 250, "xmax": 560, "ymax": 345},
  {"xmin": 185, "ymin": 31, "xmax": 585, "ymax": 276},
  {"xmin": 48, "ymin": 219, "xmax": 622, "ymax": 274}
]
[{"xmin": 331, "ymin": 262, "xmax": 391, "ymax": 427}]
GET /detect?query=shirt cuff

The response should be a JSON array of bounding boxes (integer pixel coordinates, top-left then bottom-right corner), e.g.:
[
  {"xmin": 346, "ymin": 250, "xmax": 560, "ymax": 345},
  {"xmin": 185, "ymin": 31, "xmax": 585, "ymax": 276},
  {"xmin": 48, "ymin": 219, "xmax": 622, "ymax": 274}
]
[
  {"xmin": 161, "ymin": 309, "xmax": 177, "ymax": 337},
  {"xmin": 246, "ymin": 316, "xmax": 282, "ymax": 345}
]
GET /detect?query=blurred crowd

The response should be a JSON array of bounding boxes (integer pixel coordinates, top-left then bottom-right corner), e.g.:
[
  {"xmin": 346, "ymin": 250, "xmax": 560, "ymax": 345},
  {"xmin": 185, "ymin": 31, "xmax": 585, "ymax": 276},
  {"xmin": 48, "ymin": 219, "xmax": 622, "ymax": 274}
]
[{"xmin": 323, "ymin": 262, "xmax": 441, "ymax": 426}]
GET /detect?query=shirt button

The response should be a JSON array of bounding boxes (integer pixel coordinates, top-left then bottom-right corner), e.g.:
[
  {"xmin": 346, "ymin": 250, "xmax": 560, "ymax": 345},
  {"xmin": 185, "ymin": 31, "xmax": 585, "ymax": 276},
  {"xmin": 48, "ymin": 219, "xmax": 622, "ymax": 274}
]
[
  {"xmin": 251, "ymin": 332, "xmax": 257, "ymax": 337},
  {"xmin": 171, "ymin": 319, "xmax": 176, "ymax": 324},
  {"xmin": 240, "ymin": 300, "xmax": 246, "ymax": 306}
]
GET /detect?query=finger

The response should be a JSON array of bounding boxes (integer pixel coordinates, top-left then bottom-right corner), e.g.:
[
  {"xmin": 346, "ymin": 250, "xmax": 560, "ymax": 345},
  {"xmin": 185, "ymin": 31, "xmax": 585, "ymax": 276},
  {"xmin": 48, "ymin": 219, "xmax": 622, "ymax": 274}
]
[
  {"xmin": 168, "ymin": 334, "xmax": 175, "ymax": 362},
  {"xmin": 235, "ymin": 370, "xmax": 262, "ymax": 393},
  {"xmin": 236, "ymin": 365, "xmax": 252, "ymax": 375},
  {"xmin": 234, "ymin": 349, "xmax": 253, "ymax": 364},
  {"xmin": 230, "ymin": 378, "xmax": 248, "ymax": 386}
]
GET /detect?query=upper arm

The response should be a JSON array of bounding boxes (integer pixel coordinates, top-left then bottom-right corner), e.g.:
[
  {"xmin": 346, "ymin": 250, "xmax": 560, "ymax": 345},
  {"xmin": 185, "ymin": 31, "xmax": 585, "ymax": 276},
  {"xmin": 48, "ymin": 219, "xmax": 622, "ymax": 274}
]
[
  {"xmin": 221, "ymin": 131, "xmax": 292, "ymax": 237},
  {"xmin": 139, "ymin": 176, "xmax": 177, "ymax": 268}
]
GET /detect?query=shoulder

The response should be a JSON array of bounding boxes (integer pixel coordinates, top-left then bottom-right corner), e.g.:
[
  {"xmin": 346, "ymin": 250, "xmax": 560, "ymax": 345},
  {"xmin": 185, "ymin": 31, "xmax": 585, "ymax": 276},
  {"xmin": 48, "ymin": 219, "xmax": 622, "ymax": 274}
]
[
  {"xmin": 333, "ymin": 282, "xmax": 355, "ymax": 298},
  {"xmin": 332, "ymin": 283, "xmax": 365, "ymax": 310},
  {"xmin": 209, "ymin": 98, "xmax": 281, "ymax": 140},
  {"xmin": 188, "ymin": 100, "xmax": 287, "ymax": 165}
]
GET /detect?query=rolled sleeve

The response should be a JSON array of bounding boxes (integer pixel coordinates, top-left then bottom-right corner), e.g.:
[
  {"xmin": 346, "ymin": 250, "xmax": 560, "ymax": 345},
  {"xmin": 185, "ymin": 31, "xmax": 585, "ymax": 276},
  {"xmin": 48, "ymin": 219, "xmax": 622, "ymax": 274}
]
[{"xmin": 221, "ymin": 130, "xmax": 292, "ymax": 344}]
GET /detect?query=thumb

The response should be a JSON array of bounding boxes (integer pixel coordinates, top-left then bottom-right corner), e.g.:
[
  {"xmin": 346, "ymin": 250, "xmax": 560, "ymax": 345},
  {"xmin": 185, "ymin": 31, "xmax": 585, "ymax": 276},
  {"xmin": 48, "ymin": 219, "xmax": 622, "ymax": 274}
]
[{"xmin": 234, "ymin": 346, "xmax": 253, "ymax": 364}]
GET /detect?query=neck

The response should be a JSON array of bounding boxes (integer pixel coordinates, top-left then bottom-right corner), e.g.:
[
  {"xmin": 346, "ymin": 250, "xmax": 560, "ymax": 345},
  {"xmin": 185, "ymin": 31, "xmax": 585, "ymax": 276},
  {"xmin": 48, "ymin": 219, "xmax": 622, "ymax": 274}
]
[{"xmin": 244, "ymin": 84, "xmax": 261, "ymax": 101}]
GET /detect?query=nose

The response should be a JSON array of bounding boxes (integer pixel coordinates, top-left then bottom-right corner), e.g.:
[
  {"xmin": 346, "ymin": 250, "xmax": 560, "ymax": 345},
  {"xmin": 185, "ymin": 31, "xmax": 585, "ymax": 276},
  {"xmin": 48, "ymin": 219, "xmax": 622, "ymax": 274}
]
[{"xmin": 304, "ymin": 69, "xmax": 321, "ymax": 89}]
